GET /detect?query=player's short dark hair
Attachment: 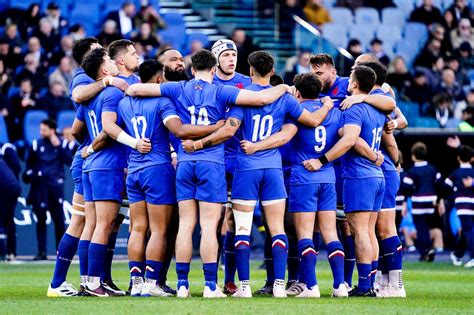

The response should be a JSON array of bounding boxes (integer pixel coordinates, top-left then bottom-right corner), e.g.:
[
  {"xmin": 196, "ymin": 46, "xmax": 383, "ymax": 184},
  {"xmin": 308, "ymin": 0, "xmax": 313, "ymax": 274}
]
[
  {"xmin": 191, "ymin": 49, "xmax": 216, "ymax": 71},
  {"xmin": 458, "ymin": 145, "xmax": 473, "ymax": 163},
  {"xmin": 139, "ymin": 59, "xmax": 163, "ymax": 83},
  {"xmin": 351, "ymin": 66, "xmax": 376, "ymax": 93},
  {"xmin": 411, "ymin": 142, "xmax": 428, "ymax": 160},
  {"xmin": 270, "ymin": 74, "xmax": 284, "ymax": 86},
  {"xmin": 310, "ymin": 53, "xmax": 335, "ymax": 68},
  {"xmin": 108, "ymin": 39, "xmax": 134, "ymax": 60},
  {"xmin": 41, "ymin": 118, "xmax": 57, "ymax": 130},
  {"xmin": 81, "ymin": 48, "xmax": 107, "ymax": 81},
  {"xmin": 358, "ymin": 61, "xmax": 387, "ymax": 86},
  {"xmin": 294, "ymin": 73, "xmax": 322, "ymax": 99},
  {"xmin": 248, "ymin": 51, "xmax": 274, "ymax": 77},
  {"xmin": 72, "ymin": 37, "xmax": 98, "ymax": 65}
]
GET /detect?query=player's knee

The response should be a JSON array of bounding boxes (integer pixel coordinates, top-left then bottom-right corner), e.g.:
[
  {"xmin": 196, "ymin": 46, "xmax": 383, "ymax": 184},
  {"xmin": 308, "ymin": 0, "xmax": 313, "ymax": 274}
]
[
  {"xmin": 233, "ymin": 210, "xmax": 253, "ymax": 236},
  {"xmin": 132, "ymin": 221, "xmax": 148, "ymax": 234}
]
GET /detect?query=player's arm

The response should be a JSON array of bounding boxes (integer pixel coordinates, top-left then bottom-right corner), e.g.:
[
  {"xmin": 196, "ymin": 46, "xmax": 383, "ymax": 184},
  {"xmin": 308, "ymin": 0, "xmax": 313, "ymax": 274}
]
[
  {"xmin": 72, "ymin": 77, "xmax": 128, "ymax": 104},
  {"xmin": 241, "ymin": 123, "xmax": 298, "ymax": 155},
  {"xmin": 82, "ymin": 130, "xmax": 109, "ymax": 158},
  {"xmin": 341, "ymin": 94, "xmax": 396, "ymax": 112},
  {"xmin": 182, "ymin": 117, "xmax": 241, "ymax": 153},
  {"xmin": 165, "ymin": 117, "xmax": 225, "ymax": 140},
  {"xmin": 382, "ymin": 132, "xmax": 399, "ymax": 167},
  {"xmin": 235, "ymin": 84, "xmax": 290, "ymax": 106},
  {"xmin": 353, "ymin": 137, "xmax": 384, "ymax": 166},
  {"xmin": 302, "ymin": 124, "xmax": 361, "ymax": 172},
  {"xmin": 296, "ymin": 97, "xmax": 333, "ymax": 128},
  {"xmin": 385, "ymin": 107, "xmax": 408, "ymax": 133},
  {"xmin": 102, "ymin": 111, "xmax": 151, "ymax": 153},
  {"xmin": 126, "ymin": 83, "xmax": 162, "ymax": 97},
  {"xmin": 71, "ymin": 118, "xmax": 87, "ymax": 143}
]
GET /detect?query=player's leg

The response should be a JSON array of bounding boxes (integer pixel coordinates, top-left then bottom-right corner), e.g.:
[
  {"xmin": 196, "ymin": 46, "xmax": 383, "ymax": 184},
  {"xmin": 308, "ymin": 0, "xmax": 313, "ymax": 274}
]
[
  {"xmin": 158, "ymin": 205, "xmax": 178, "ymax": 294},
  {"xmin": 223, "ymin": 201, "xmax": 238, "ymax": 294},
  {"xmin": 461, "ymin": 215, "xmax": 474, "ymax": 267},
  {"xmin": 369, "ymin": 211, "xmax": 379, "ymax": 288},
  {"xmin": 127, "ymin": 200, "xmax": 147, "ymax": 297},
  {"xmin": 285, "ymin": 210, "xmax": 302, "ymax": 295},
  {"xmin": 412, "ymin": 214, "xmax": 430, "ymax": 261}
]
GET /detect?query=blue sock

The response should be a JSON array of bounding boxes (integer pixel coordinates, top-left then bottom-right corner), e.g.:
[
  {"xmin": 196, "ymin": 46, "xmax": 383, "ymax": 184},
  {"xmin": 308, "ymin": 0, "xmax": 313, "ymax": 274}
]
[
  {"xmin": 88, "ymin": 243, "xmax": 107, "ymax": 278},
  {"xmin": 342, "ymin": 235, "xmax": 356, "ymax": 287},
  {"xmin": 203, "ymin": 262, "xmax": 218, "ymax": 290},
  {"xmin": 51, "ymin": 233, "xmax": 79, "ymax": 288},
  {"xmin": 224, "ymin": 231, "xmax": 236, "ymax": 284},
  {"xmin": 356, "ymin": 263, "xmax": 371, "ymax": 291},
  {"xmin": 370, "ymin": 260, "xmax": 378, "ymax": 288},
  {"xmin": 327, "ymin": 241, "xmax": 345, "ymax": 289},
  {"xmin": 101, "ymin": 231, "xmax": 117, "ymax": 282},
  {"xmin": 176, "ymin": 262, "xmax": 190, "ymax": 289},
  {"xmin": 264, "ymin": 234, "xmax": 274, "ymax": 283},
  {"xmin": 158, "ymin": 257, "xmax": 170, "ymax": 284},
  {"xmin": 271, "ymin": 234, "xmax": 288, "ymax": 281},
  {"xmin": 313, "ymin": 232, "xmax": 321, "ymax": 251},
  {"xmin": 287, "ymin": 237, "xmax": 300, "ymax": 282},
  {"xmin": 298, "ymin": 238, "xmax": 317, "ymax": 288},
  {"xmin": 234, "ymin": 235, "xmax": 251, "ymax": 281},
  {"xmin": 78, "ymin": 240, "xmax": 90, "ymax": 279},
  {"xmin": 382, "ymin": 236, "xmax": 403, "ymax": 271},
  {"xmin": 129, "ymin": 261, "xmax": 144, "ymax": 278},
  {"xmin": 146, "ymin": 260, "xmax": 162, "ymax": 280}
]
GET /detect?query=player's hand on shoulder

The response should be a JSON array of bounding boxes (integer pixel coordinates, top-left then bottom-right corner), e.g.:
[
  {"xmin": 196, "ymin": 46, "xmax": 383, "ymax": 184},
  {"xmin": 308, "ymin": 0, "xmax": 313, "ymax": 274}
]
[
  {"xmin": 181, "ymin": 139, "xmax": 195, "ymax": 153},
  {"xmin": 111, "ymin": 77, "xmax": 129, "ymax": 91},
  {"xmin": 341, "ymin": 94, "xmax": 365, "ymax": 110},
  {"xmin": 240, "ymin": 140, "xmax": 258, "ymax": 155},
  {"xmin": 384, "ymin": 119, "xmax": 396, "ymax": 133},
  {"xmin": 302, "ymin": 158, "xmax": 322, "ymax": 172},
  {"xmin": 136, "ymin": 138, "xmax": 152, "ymax": 154},
  {"xmin": 321, "ymin": 96, "xmax": 334, "ymax": 109},
  {"xmin": 286, "ymin": 85, "xmax": 296, "ymax": 96},
  {"xmin": 374, "ymin": 151, "xmax": 384, "ymax": 167}
]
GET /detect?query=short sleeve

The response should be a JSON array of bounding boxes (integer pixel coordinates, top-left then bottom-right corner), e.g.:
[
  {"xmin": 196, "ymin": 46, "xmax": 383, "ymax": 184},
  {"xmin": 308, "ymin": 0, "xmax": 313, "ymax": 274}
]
[
  {"xmin": 102, "ymin": 88, "xmax": 124, "ymax": 113},
  {"xmin": 160, "ymin": 82, "xmax": 181, "ymax": 100},
  {"xmin": 70, "ymin": 71, "xmax": 94, "ymax": 98},
  {"xmin": 343, "ymin": 106, "xmax": 363, "ymax": 127},
  {"xmin": 218, "ymin": 85, "xmax": 240, "ymax": 106},
  {"xmin": 76, "ymin": 106, "xmax": 85, "ymax": 122},
  {"xmin": 228, "ymin": 105, "xmax": 244, "ymax": 121},
  {"xmin": 160, "ymin": 98, "xmax": 179, "ymax": 124},
  {"xmin": 286, "ymin": 96, "xmax": 304, "ymax": 121}
]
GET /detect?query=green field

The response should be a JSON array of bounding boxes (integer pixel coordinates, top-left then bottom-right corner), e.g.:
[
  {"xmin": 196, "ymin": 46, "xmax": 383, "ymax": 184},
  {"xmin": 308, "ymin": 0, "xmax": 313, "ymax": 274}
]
[{"xmin": 0, "ymin": 260, "xmax": 472, "ymax": 314}]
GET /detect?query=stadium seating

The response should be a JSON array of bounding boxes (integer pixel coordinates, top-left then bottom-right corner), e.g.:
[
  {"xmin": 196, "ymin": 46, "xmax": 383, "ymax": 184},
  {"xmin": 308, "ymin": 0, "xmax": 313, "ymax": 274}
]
[
  {"xmin": 57, "ymin": 110, "xmax": 76, "ymax": 132},
  {"xmin": 322, "ymin": 23, "xmax": 348, "ymax": 49},
  {"xmin": 414, "ymin": 117, "xmax": 440, "ymax": 128},
  {"xmin": 186, "ymin": 32, "xmax": 210, "ymax": 51},
  {"xmin": 23, "ymin": 110, "xmax": 48, "ymax": 144},
  {"xmin": 349, "ymin": 25, "xmax": 375, "ymax": 49},
  {"xmin": 354, "ymin": 7, "xmax": 380, "ymax": 28},
  {"xmin": 328, "ymin": 7, "xmax": 353, "ymax": 28},
  {"xmin": 376, "ymin": 25, "xmax": 402, "ymax": 52},
  {"xmin": 381, "ymin": 7, "xmax": 406, "ymax": 28},
  {"xmin": 10, "ymin": 0, "xmax": 37, "ymax": 10},
  {"xmin": 403, "ymin": 22, "xmax": 428, "ymax": 48},
  {"xmin": 395, "ymin": 41, "xmax": 419, "ymax": 67},
  {"xmin": 0, "ymin": 115, "xmax": 9, "ymax": 143}
]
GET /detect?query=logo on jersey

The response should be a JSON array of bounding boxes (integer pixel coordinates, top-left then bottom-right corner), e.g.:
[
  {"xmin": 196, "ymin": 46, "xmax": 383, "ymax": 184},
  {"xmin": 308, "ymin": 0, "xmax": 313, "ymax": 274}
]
[
  {"xmin": 236, "ymin": 83, "xmax": 244, "ymax": 89},
  {"xmin": 194, "ymin": 84, "xmax": 203, "ymax": 90}
]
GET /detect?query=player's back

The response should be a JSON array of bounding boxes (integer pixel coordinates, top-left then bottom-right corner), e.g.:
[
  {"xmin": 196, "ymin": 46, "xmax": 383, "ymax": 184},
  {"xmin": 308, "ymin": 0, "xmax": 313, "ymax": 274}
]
[
  {"xmin": 231, "ymin": 84, "xmax": 303, "ymax": 171},
  {"xmin": 290, "ymin": 99, "xmax": 342, "ymax": 184},
  {"xmin": 117, "ymin": 96, "xmax": 173, "ymax": 174},
  {"xmin": 80, "ymin": 86, "xmax": 127, "ymax": 171},
  {"xmin": 213, "ymin": 72, "xmax": 251, "ymax": 88},
  {"xmin": 342, "ymin": 102, "xmax": 386, "ymax": 179}
]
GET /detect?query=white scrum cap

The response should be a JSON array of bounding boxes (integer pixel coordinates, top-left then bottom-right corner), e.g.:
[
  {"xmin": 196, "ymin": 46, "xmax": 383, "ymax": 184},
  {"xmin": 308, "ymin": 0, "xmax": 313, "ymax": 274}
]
[{"xmin": 211, "ymin": 39, "xmax": 237, "ymax": 64}]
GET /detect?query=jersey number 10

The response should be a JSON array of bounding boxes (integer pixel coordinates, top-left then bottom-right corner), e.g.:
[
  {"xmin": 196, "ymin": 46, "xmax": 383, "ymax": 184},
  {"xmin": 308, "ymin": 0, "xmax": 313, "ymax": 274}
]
[
  {"xmin": 251, "ymin": 114, "xmax": 273, "ymax": 141},
  {"xmin": 188, "ymin": 106, "xmax": 210, "ymax": 125}
]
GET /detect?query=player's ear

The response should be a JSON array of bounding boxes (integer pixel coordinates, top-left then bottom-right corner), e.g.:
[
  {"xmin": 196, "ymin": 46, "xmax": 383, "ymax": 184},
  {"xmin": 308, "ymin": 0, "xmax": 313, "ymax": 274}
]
[
  {"xmin": 270, "ymin": 68, "xmax": 275, "ymax": 76},
  {"xmin": 295, "ymin": 90, "xmax": 301, "ymax": 99},
  {"xmin": 249, "ymin": 67, "xmax": 254, "ymax": 77},
  {"xmin": 191, "ymin": 67, "xmax": 196, "ymax": 76}
]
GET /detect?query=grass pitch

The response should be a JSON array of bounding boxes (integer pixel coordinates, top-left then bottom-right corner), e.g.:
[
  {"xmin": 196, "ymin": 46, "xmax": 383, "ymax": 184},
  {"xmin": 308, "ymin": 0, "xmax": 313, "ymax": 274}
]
[{"xmin": 0, "ymin": 260, "xmax": 472, "ymax": 314}]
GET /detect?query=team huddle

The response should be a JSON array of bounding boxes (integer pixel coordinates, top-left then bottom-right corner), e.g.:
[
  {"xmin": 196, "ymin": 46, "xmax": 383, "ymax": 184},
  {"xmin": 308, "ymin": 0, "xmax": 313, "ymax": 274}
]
[{"xmin": 46, "ymin": 36, "xmax": 408, "ymax": 299}]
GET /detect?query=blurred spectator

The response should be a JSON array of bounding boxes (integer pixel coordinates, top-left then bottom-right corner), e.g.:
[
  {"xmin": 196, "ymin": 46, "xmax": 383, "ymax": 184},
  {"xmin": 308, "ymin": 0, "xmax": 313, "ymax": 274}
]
[
  {"xmin": 32, "ymin": 18, "xmax": 60, "ymax": 54},
  {"xmin": 8, "ymin": 78, "xmax": 38, "ymax": 140},
  {"xmin": 343, "ymin": 39, "xmax": 363, "ymax": 75},
  {"xmin": 336, "ymin": 0, "xmax": 364, "ymax": 10},
  {"xmin": 405, "ymin": 70, "xmax": 433, "ymax": 107},
  {"xmin": 450, "ymin": 18, "xmax": 474, "ymax": 50},
  {"xmin": 410, "ymin": 0, "xmax": 445, "ymax": 26},
  {"xmin": 303, "ymin": 0, "xmax": 332, "ymax": 27},
  {"xmin": 445, "ymin": 0, "xmax": 472, "ymax": 30},
  {"xmin": 232, "ymin": 29, "xmax": 258, "ymax": 75},
  {"xmin": 423, "ymin": 55, "xmax": 444, "ymax": 89},
  {"xmin": 26, "ymin": 36, "xmax": 47, "ymax": 66},
  {"xmin": 457, "ymin": 42, "xmax": 474, "ymax": 70},
  {"xmin": 368, "ymin": 38, "xmax": 390, "ymax": 66},
  {"xmin": 363, "ymin": 0, "xmax": 396, "ymax": 11},
  {"xmin": 49, "ymin": 56, "xmax": 75, "ymax": 95},
  {"xmin": 459, "ymin": 107, "xmax": 474, "ymax": 131},
  {"xmin": 18, "ymin": 3, "xmax": 42, "ymax": 41},
  {"xmin": 429, "ymin": 23, "xmax": 453, "ymax": 55},
  {"xmin": 429, "ymin": 92, "xmax": 454, "ymax": 127},
  {"xmin": 131, "ymin": 22, "xmax": 160, "ymax": 55},
  {"xmin": 283, "ymin": 51, "xmax": 311, "ymax": 84},
  {"xmin": 97, "ymin": 20, "xmax": 122, "ymax": 48},
  {"xmin": 0, "ymin": 60, "xmax": 13, "ymax": 118},
  {"xmin": 279, "ymin": 0, "xmax": 304, "ymax": 34},
  {"xmin": 14, "ymin": 53, "xmax": 47, "ymax": 93},
  {"xmin": 184, "ymin": 40, "xmax": 204, "ymax": 76},
  {"xmin": 0, "ymin": 38, "xmax": 22, "ymax": 71},
  {"xmin": 44, "ymin": 2, "xmax": 68, "ymax": 36},
  {"xmin": 49, "ymin": 35, "xmax": 74, "ymax": 66},
  {"xmin": 445, "ymin": 55, "xmax": 468, "ymax": 85},
  {"xmin": 134, "ymin": 42, "xmax": 146, "ymax": 64},
  {"xmin": 414, "ymin": 38, "xmax": 442, "ymax": 68},
  {"xmin": 387, "ymin": 56, "xmax": 413, "ymax": 95},
  {"xmin": 436, "ymin": 67, "xmax": 465, "ymax": 102},
  {"xmin": 454, "ymin": 89, "xmax": 474, "ymax": 119},
  {"xmin": 134, "ymin": 2, "xmax": 166, "ymax": 32},
  {"xmin": 4, "ymin": 24, "xmax": 24, "ymax": 55},
  {"xmin": 105, "ymin": 1, "xmax": 136, "ymax": 36},
  {"xmin": 68, "ymin": 24, "xmax": 86, "ymax": 42},
  {"xmin": 39, "ymin": 81, "xmax": 73, "ymax": 118}
]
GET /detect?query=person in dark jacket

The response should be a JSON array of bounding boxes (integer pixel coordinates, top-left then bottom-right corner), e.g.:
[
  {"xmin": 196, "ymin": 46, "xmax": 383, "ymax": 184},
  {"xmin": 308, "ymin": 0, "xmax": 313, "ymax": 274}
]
[
  {"xmin": 23, "ymin": 118, "xmax": 72, "ymax": 260},
  {"xmin": 0, "ymin": 142, "xmax": 21, "ymax": 261}
]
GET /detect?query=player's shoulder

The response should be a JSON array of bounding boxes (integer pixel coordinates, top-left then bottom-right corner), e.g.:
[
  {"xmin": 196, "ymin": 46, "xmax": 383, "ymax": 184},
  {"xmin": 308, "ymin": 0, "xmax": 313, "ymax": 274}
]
[{"xmin": 104, "ymin": 86, "xmax": 124, "ymax": 98}]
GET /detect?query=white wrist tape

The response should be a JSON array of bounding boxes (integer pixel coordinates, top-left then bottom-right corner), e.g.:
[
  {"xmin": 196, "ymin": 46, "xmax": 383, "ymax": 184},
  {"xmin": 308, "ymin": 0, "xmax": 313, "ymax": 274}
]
[
  {"xmin": 86, "ymin": 145, "xmax": 94, "ymax": 155},
  {"xmin": 392, "ymin": 119, "xmax": 399, "ymax": 129},
  {"xmin": 233, "ymin": 209, "xmax": 254, "ymax": 236},
  {"xmin": 117, "ymin": 131, "xmax": 138, "ymax": 149}
]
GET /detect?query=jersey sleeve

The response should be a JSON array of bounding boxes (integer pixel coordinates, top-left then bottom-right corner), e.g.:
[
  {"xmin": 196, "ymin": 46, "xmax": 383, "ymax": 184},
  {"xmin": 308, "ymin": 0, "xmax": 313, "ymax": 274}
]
[
  {"xmin": 160, "ymin": 82, "xmax": 181, "ymax": 100},
  {"xmin": 228, "ymin": 105, "xmax": 244, "ymax": 121},
  {"xmin": 343, "ymin": 105, "xmax": 363, "ymax": 127},
  {"xmin": 218, "ymin": 85, "xmax": 240, "ymax": 106},
  {"xmin": 70, "ymin": 72, "xmax": 94, "ymax": 98},
  {"xmin": 75, "ymin": 106, "xmax": 85, "ymax": 122},
  {"xmin": 286, "ymin": 96, "xmax": 304, "ymax": 121},
  {"xmin": 160, "ymin": 98, "xmax": 180, "ymax": 124},
  {"xmin": 102, "ymin": 88, "xmax": 124, "ymax": 113}
]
